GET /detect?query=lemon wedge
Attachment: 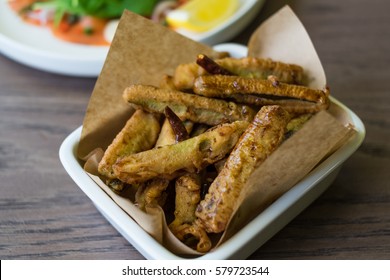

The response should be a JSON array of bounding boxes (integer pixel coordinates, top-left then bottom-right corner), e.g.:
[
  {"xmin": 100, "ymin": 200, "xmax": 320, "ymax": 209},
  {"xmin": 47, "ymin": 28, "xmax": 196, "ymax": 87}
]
[{"xmin": 166, "ymin": 0, "xmax": 239, "ymax": 32}]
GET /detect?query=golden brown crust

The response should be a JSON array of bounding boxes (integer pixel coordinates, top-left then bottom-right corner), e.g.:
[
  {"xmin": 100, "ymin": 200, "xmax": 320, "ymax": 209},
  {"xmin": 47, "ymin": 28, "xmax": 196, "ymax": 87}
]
[
  {"xmin": 123, "ymin": 85, "xmax": 255, "ymax": 126},
  {"xmin": 135, "ymin": 178, "xmax": 169, "ymax": 210},
  {"xmin": 169, "ymin": 173, "xmax": 201, "ymax": 229},
  {"xmin": 159, "ymin": 74, "xmax": 177, "ymax": 90},
  {"xmin": 97, "ymin": 109, "xmax": 161, "ymax": 178},
  {"xmin": 170, "ymin": 223, "xmax": 212, "ymax": 253},
  {"xmin": 193, "ymin": 75, "xmax": 330, "ymax": 114},
  {"xmin": 195, "ymin": 106, "xmax": 290, "ymax": 233},
  {"xmin": 173, "ymin": 57, "xmax": 305, "ymax": 90},
  {"xmin": 112, "ymin": 120, "xmax": 249, "ymax": 184}
]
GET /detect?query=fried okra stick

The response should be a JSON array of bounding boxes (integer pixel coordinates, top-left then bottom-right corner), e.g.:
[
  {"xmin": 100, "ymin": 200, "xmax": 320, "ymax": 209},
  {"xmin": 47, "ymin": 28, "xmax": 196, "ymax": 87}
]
[
  {"xmin": 98, "ymin": 109, "xmax": 161, "ymax": 179},
  {"xmin": 196, "ymin": 106, "xmax": 290, "ymax": 233},
  {"xmin": 148, "ymin": 109, "xmax": 208, "ymax": 248},
  {"xmin": 193, "ymin": 75, "xmax": 330, "ymax": 113},
  {"xmin": 173, "ymin": 57, "xmax": 305, "ymax": 90},
  {"xmin": 171, "ymin": 223, "xmax": 212, "ymax": 253},
  {"xmin": 228, "ymin": 93, "xmax": 328, "ymax": 114},
  {"xmin": 135, "ymin": 119, "xmax": 176, "ymax": 210},
  {"xmin": 136, "ymin": 111, "xmax": 193, "ymax": 209},
  {"xmin": 123, "ymin": 85, "xmax": 255, "ymax": 126},
  {"xmin": 135, "ymin": 178, "xmax": 170, "ymax": 211},
  {"xmin": 159, "ymin": 74, "xmax": 177, "ymax": 90},
  {"xmin": 170, "ymin": 173, "xmax": 201, "ymax": 229},
  {"xmin": 169, "ymin": 173, "xmax": 213, "ymax": 253},
  {"xmin": 113, "ymin": 120, "xmax": 249, "ymax": 184}
]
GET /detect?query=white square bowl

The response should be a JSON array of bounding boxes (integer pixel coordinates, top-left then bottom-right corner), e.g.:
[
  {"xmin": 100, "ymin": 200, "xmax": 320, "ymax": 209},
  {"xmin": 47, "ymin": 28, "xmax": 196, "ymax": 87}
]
[{"xmin": 59, "ymin": 44, "xmax": 365, "ymax": 259}]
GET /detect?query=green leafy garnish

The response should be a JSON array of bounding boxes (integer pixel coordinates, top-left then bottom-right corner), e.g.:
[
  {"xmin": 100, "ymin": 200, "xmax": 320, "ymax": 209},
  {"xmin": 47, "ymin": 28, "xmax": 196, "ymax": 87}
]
[{"xmin": 33, "ymin": 0, "xmax": 162, "ymax": 26}]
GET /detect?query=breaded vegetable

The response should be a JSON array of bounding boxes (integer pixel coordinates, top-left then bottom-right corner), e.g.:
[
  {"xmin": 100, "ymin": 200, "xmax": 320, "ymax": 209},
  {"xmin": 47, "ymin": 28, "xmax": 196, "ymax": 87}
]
[
  {"xmin": 112, "ymin": 120, "xmax": 249, "ymax": 184},
  {"xmin": 190, "ymin": 123, "xmax": 209, "ymax": 137},
  {"xmin": 193, "ymin": 75, "xmax": 330, "ymax": 113},
  {"xmin": 171, "ymin": 223, "xmax": 212, "ymax": 253},
  {"xmin": 169, "ymin": 173, "xmax": 212, "ymax": 253},
  {"xmin": 123, "ymin": 85, "xmax": 255, "ymax": 126},
  {"xmin": 98, "ymin": 109, "xmax": 161, "ymax": 179},
  {"xmin": 159, "ymin": 74, "xmax": 177, "ymax": 90},
  {"xmin": 155, "ymin": 118, "xmax": 193, "ymax": 148},
  {"xmin": 135, "ymin": 179, "xmax": 170, "ymax": 211},
  {"xmin": 136, "ymin": 110, "xmax": 194, "ymax": 209},
  {"xmin": 173, "ymin": 57, "xmax": 305, "ymax": 90},
  {"xmin": 228, "ymin": 93, "xmax": 328, "ymax": 114},
  {"xmin": 196, "ymin": 106, "xmax": 290, "ymax": 233},
  {"xmin": 170, "ymin": 173, "xmax": 202, "ymax": 229}
]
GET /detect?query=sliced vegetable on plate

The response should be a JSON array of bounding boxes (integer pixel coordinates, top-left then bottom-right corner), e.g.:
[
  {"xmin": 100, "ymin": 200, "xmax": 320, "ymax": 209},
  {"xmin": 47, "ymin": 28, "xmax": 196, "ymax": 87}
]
[{"xmin": 166, "ymin": 0, "xmax": 239, "ymax": 32}]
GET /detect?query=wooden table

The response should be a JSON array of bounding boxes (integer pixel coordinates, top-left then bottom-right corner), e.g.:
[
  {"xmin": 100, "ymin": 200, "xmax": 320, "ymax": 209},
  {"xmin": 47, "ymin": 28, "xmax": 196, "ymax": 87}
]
[{"xmin": 1, "ymin": 0, "xmax": 389, "ymax": 259}]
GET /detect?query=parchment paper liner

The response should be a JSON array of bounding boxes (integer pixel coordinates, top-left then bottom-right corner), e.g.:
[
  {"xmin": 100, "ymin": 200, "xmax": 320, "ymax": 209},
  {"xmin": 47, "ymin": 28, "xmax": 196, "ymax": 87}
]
[{"xmin": 78, "ymin": 6, "xmax": 356, "ymax": 256}]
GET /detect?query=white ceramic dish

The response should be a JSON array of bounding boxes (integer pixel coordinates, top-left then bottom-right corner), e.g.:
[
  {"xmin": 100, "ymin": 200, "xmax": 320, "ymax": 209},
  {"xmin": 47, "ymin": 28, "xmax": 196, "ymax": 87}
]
[
  {"xmin": 0, "ymin": 0, "xmax": 265, "ymax": 77},
  {"xmin": 0, "ymin": 0, "xmax": 108, "ymax": 77},
  {"xmin": 59, "ymin": 43, "xmax": 365, "ymax": 259}
]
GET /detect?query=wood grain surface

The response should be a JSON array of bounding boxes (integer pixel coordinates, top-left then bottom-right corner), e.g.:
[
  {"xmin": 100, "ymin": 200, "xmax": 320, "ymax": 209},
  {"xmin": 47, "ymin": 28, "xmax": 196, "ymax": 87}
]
[{"xmin": 1, "ymin": 0, "xmax": 389, "ymax": 259}]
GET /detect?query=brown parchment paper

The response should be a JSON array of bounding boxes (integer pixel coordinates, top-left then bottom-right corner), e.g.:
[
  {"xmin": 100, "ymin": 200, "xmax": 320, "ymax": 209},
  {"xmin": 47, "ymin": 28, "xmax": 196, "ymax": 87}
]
[
  {"xmin": 78, "ymin": 6, "xmax": 356, "ymax": 256},
  {"xmin": 78, "ymin": 10, "xmax": 217, "ymax": 159},
  {"xmin": 248, "ymin": 5, "xmax": 326, "ymax": 89}
]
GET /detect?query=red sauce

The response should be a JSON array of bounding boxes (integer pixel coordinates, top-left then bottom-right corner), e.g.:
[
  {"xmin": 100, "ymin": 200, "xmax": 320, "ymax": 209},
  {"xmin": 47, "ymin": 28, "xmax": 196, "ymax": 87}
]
[
  {"xmin": 52, "ymin": 16, "xmax": 109, "ymax": 46},
  {"xmin": 8, "ymin": 0, "xmax": 36, "ymax": 12},
  {"xmin": 8, "ymin": 0, "xmax": 109, "ymax": 46},
  {"xmin": 8, "ymin": 0, "xmax": 186, "ymax": 46}
]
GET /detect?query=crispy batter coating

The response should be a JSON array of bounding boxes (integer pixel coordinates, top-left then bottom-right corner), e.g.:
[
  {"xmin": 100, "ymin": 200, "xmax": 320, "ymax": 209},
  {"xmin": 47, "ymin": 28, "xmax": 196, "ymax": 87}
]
[
  {"xmin": 196, "ymin": 106, "xmax": 290, "ymax": 233},
  {"xmin": 123, "ymin": 85, "xmax": 255, "ymax": 126},
  {"xmin": 170, "ymin": 223, "xmax": 212, "ymax": 253},
  {"xmin": 170, "ymin": 173, "xmax": 201, "ymax": 229},
  {"xmin": 229, "ymin": 93, "xmax": 328, "ymax": 114},
  {"xmin": 194, "ymin": 75, "xmax": 329, "ymax": 103},
  {"xmin": 136, "ymin": 112, "xmax": 195, "ymax": 209},
  {"xmin": 193, "ymin": 75, "xmax": 330, "ymax": 113},
  {"xmin": 135, "ymin": 179, "xmax": 170, "ymax": 211},
  {"xmin": 98, "ymin": 109, "xmax": 161, "ymax": 179},
  {"xmin": 173, "ymin": 57, "xmax": 305, "ymax": 90},
  {"xmin": 159, "ymin": 74, "xmax": 177, "ymax": 90},
  {"xmin": 112, "ymin": 120, "xmax": 249, "ymax": 184}
]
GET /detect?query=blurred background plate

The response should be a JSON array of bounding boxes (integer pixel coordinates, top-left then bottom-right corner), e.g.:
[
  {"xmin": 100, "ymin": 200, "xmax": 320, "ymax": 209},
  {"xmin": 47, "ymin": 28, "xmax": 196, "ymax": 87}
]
[
  {"xmin": 0, "ymin": 0, "xmax": 265, "ymax": 77},
  {"xmin": 0, "ymin": 0, "xmax": 109, "ymax": 77},
  {"xmin": 178, "ymin": 0, "xmax": 266, "ymax": 45}
]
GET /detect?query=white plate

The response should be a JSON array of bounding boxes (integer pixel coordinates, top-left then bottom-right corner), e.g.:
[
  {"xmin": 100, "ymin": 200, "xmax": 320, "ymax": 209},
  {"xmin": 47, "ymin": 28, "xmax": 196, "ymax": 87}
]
[
  {"xmin": 59, "ymin": 44, "xmax": 365, "ymax": 259},
  {"xmin": 0, "ymin": 0, "xmax": 108, "ymax": 77},
  {"xmin": 0, "ymin": 0, "xmax": 265, "ymax": 77}
]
